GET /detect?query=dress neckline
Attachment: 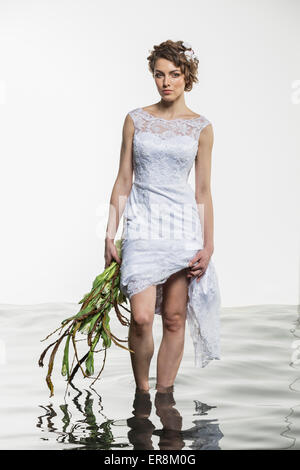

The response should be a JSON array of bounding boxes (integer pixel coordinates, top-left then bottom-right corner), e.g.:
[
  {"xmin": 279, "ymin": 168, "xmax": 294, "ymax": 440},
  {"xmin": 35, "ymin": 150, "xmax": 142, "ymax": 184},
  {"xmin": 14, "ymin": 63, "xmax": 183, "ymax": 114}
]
[{"xmin": 139, "ymin": 107, "xmax": 202, "ymax": 122}]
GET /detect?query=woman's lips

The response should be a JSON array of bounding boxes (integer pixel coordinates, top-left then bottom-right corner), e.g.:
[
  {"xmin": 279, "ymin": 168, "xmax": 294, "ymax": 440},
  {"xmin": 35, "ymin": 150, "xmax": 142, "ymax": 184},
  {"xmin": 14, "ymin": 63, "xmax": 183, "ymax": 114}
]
[{"xmin": 163, "ymin": 90, "xmax": 172, "ymax": 94}]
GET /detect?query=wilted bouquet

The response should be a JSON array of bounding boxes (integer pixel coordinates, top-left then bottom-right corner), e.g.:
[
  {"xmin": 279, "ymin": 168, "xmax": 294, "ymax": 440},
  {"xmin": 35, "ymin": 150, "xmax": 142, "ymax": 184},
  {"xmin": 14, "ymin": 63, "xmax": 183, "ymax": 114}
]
[{"xmin": 38, "ymin": 238, "xmax": 133, "ymax": 397}]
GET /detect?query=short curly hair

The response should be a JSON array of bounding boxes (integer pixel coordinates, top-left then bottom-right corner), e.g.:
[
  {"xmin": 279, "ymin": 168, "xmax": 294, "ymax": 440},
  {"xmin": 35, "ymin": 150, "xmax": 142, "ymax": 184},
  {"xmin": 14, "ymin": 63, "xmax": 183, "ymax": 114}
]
[{"xmin": 147, "ymin": 39, "xmax": 199, "ymax": 92}]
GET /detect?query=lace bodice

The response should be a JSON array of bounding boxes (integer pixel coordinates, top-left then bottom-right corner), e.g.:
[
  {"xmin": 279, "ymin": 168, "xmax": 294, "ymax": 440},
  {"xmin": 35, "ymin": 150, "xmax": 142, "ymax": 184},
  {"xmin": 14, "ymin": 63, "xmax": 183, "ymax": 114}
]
[{"xmin": 128, "ymin": 107, "xmax": 211, "ymax": 185}]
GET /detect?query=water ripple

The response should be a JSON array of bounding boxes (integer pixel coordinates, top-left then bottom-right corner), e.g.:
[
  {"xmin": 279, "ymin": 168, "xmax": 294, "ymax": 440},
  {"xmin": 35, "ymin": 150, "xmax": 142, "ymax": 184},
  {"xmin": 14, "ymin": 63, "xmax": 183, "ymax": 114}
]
[{"xmin": 0, "ymin": 303, "xmax": 299, "ymax": 449}]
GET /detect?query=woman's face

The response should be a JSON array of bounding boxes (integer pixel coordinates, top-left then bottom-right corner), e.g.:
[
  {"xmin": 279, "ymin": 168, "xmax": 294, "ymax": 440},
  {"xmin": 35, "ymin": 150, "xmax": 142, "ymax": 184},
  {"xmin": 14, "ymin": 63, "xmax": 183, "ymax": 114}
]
[{"xmin": 153, "ymin": 58, "xmax": 185, "ymax": 101}]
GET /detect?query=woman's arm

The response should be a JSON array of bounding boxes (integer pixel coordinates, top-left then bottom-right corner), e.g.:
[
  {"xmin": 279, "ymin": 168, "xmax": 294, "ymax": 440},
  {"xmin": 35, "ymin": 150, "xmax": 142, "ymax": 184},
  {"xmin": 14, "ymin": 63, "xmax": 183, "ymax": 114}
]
[
  {"xmin": 194, "ymin": 123, "xmax": 215, "ymax": 255},
  {"xmin": 104, "ymin": 113, "xmax": 134, "ymax": 267},
  {"xmin": 187, "ymin": 123, "xmax": 215, "ymax": 280}
]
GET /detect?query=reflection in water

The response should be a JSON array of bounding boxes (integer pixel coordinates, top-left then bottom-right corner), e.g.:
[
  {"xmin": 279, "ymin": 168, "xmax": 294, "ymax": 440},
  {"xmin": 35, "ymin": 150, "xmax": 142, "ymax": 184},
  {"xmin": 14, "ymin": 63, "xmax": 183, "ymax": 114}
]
[
  {"xmin": 38, "ymin": 388, "xmax": 117, "ymax": 449},
  {"xmin": 127, "ymin": 390, "xmax": 155, "ymax": 450},
  {"xmin": 181, "ymin": 400, "xmax": 224, "ymax": 450},
  {"xmin": 37, "ymin": 387, "xmax": 223, "ymax": 450},
  {"xmin": 3, "ymin": 303, "xmax": 299, "ymax": 449}
]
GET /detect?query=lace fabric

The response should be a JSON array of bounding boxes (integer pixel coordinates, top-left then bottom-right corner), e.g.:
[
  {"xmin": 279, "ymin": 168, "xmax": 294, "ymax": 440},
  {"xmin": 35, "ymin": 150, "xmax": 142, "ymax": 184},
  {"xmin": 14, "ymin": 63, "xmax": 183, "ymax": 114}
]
[
  {"xmin": 129, "ymin": 107, "xmax": 211, "ymax": 186},
  {"xmin": 132, "ymin": 107, "xmax": 210, "ymax": 139},
  {"xmin": 119, "ymin": 107, "xmax": 221, "ymax": 368}
]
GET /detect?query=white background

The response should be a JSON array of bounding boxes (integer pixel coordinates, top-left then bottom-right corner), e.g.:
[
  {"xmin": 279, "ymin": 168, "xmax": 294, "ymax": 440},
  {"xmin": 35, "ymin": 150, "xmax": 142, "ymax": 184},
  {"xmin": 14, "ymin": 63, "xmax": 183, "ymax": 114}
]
[{"xmin": 0, "ymin": 0, "xmax": 299, "ymax": 306}]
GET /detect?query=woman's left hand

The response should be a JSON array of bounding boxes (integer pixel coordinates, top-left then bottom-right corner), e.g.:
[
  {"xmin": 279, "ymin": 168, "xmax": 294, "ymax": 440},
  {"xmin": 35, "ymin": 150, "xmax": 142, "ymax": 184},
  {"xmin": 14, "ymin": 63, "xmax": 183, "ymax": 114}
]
[{"xmin": 187, "ymin": 247, "xmax": 213, "ymax": 283}]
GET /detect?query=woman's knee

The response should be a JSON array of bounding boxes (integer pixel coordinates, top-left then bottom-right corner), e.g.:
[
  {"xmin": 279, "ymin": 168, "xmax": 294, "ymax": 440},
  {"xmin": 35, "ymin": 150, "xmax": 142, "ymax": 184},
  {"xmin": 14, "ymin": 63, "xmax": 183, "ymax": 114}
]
[
  {"xmin": 131, "ymin": 309, "xmax": 154, "ymax": 329},
  {"xmin": 162, "ymin": 309, "xmax": 186, "ymax": 332},
  {"xmin": 129, "ymin": 285, "xmax": 156, "ymax": 329}
]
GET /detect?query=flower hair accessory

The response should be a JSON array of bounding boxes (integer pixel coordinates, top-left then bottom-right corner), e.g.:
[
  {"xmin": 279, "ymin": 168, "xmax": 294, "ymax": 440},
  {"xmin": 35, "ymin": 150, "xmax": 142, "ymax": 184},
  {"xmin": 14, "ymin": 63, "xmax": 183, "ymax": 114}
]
[{"xmin": 182, "ymin": 41, "xmax": 198, "ymax": 62}]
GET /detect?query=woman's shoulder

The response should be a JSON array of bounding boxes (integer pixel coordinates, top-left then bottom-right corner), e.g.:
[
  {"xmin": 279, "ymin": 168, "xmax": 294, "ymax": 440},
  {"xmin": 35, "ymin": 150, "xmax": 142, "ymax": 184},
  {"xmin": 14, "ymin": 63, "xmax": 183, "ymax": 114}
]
[
  {"xmin": 125, "ymin": 107, "xmax": 142, "ymax": 126},
  {"xmin": 127, "ymin": 107, "xmax": 141, "ymax": 117}
]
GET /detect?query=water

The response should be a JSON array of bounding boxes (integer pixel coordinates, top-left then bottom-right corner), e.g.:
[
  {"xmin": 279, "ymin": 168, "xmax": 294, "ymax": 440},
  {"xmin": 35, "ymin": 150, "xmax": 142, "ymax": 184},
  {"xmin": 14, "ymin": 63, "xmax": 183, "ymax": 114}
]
[{"xmin": 0, "ymin": 303, "xmax": 299, "ymax": 450}]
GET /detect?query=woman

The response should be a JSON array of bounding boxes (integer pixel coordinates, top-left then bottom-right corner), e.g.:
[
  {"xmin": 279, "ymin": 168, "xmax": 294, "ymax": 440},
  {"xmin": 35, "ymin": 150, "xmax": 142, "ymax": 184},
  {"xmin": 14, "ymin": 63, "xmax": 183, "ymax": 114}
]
[{"xmin": 104, "ymin": 40, "xmax": 221, "ymax": 394}]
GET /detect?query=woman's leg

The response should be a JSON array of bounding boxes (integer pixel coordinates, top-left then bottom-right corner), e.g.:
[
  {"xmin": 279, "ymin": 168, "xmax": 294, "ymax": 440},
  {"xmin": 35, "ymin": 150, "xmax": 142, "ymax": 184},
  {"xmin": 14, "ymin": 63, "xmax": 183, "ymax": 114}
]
[
  {"xmin": 128, "ymin": 285, "xmax": 156, "ymax": 392},
  {"xmin": 156, "ymin": 268, "xmax": 189, "ymax": 391}
]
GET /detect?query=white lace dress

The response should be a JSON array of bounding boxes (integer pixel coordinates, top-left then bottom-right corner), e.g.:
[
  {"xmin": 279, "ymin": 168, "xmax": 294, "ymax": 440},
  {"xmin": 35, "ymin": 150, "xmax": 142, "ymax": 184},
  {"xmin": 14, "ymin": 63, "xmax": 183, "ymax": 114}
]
[{"xmin": 120, "ymin": 107, "xmax": 221, "ymax": 368}]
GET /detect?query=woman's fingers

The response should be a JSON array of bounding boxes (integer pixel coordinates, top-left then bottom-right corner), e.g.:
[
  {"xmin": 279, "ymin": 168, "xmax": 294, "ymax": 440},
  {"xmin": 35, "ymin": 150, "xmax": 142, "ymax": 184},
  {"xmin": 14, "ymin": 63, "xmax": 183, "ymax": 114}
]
[
  {"xmin": 187, "ymin": 270, "xmax": 203, "ymax": 277},
  {"xmin": 189, "ymin": 261, "xmax": 202, "ymax": 271},
  {"xmin": 188, "ymin": 250, "xmax": 203, "ymax": 267},
  {"xmin": 187, "ymin": 267, "xmax": 206, "ymax": 278},
  {"xmin": 188, "ymin": 257, "xmax": 200, "ymax": 267},
  {"xmin": 112, "ymin": 249, "xmax": 122, "ymax": 265},
  {"xmin": 104, "ymin": 245, "xmax": 121, "ymax": 266},
  {"xmin": 187, "ymin": 249, "xmax": 211, "ymax": 282},
  {"xmin": 104, "ymin": 254, "xmax": 113, "ymax": 269}
]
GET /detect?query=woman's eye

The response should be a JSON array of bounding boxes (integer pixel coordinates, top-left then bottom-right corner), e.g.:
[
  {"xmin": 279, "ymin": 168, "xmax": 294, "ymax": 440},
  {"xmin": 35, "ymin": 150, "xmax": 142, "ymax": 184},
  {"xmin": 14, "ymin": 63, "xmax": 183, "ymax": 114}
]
[{"xmin": 155, "ymin": 74, "xmax": 180, "ymax": 78}]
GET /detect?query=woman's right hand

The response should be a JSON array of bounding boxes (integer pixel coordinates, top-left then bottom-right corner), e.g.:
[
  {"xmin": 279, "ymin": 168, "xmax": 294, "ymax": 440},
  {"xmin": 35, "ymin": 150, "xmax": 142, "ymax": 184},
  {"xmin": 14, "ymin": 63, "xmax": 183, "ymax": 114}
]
[{"xmin": 104, "ymin": 238, "xmax": 122, "ymax": 269}]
